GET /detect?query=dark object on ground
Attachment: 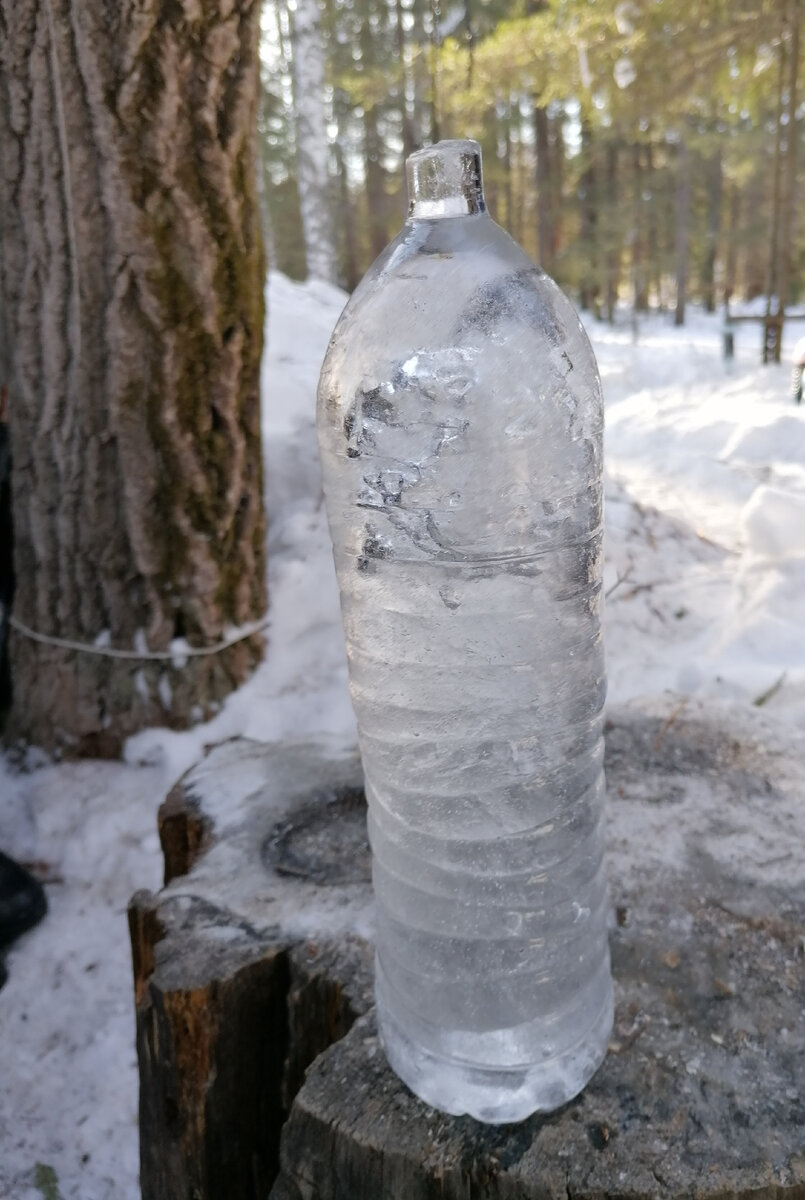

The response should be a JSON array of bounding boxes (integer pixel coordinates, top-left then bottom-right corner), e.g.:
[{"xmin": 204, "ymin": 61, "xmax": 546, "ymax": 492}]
[
  {"xmin": 0, "ymin": 957, "xmax": 7, "ymax": 991},
  {"xmin": 0, "ymin": 851, "xmax": 47, "ymax": 949},
  {"xmin": 130, "ymin": 700, "xmax": 805, "ymax": 1200}
]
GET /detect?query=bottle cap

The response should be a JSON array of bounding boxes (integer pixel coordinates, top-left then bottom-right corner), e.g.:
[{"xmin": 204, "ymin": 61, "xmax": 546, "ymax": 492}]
[{"xmin": 406, "ymin": 139, "xmax": 486, "ymax": 219}]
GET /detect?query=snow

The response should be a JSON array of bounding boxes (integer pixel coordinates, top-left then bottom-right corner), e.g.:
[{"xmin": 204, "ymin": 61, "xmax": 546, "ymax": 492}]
[
  {"xmin": 2, "ymin": 275, "xmax": 805, "ymax": 1198},
  {"xmin": 596, "ymin": 310, "xmax": 805, "ymax": 715},
  {"xmin": 741, "ymin": 486, "xmax": 805, "ymax": 560}
]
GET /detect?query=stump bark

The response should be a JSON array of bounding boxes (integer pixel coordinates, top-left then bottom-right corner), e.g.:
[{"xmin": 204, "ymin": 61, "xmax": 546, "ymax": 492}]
[
  {"xmin": 130, "ymin": 699, "xmax": 805, "ymax": 1200},
  {"xmin": 129, "ymin": 740, "xmax": 374, "ymax": 1200}
]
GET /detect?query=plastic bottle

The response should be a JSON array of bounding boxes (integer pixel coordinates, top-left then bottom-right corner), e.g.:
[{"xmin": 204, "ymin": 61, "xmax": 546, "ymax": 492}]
[{"xmin": 317, "ymin": 139, "xmax": 612, "ymax": 1123}]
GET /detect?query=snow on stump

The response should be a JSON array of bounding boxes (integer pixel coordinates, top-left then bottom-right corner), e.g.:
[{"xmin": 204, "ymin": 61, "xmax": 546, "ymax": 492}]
[{"xmin": 128, "ymin": 700, "xmax": 805, "ymax": 1200}]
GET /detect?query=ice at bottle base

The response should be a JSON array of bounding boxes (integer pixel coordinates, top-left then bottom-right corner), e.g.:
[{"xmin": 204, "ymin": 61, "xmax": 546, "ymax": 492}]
[{"xmin": 318, "ymin": 139, "xmax": 613, "ymax": 1123}]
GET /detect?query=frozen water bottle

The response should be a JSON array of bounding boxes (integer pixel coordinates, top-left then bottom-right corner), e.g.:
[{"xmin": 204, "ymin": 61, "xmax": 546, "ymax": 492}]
[{"xmin": 317, "ymin": 139, "xmax": 612, "ymax": 1123}]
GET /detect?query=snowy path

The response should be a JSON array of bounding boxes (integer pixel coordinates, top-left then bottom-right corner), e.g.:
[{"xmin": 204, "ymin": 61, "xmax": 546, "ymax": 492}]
[{"xmin": 1, "ymin": 276, "xmax": 804, "ymax": 1199}]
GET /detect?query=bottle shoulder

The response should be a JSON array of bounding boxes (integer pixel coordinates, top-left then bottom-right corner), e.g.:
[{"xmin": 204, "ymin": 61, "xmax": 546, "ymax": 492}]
[
  {"xmin": 324, "ymin": 216, "xmax": 594, "ymax": 365},
  {"xmin": 318, "ymin": 214, "xmax": 603, "ymax": 445},
  {"xmin": 344, "ymin": 214, "xmax": 535, "ymax": 315}
]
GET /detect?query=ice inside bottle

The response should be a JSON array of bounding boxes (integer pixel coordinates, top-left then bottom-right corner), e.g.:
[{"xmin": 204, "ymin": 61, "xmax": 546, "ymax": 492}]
[{"xmin": 317, "ymin": 139, "xmax": 613, "ymax": 1123}]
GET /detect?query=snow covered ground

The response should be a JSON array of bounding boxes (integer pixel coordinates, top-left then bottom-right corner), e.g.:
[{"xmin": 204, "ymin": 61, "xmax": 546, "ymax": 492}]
[{"xmin": 1, "ymin": 273, "xmax": 804, "ymax": 1199}]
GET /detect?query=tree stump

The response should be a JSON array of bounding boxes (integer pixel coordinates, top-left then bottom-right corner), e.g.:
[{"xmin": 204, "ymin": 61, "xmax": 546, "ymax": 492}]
[
  {"xmin": 130, "ymin": 700, "xmax": 805, "ymax": 1200},
  {"xmin": 129, "ymin": 739, "xmax": 374, "ymax": 1200}
]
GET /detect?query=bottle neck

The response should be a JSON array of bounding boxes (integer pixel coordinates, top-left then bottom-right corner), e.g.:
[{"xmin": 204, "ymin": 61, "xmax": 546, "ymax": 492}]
[{"xmin": 406, "ymin": 139, "xmax": 486, "ymax": 220}]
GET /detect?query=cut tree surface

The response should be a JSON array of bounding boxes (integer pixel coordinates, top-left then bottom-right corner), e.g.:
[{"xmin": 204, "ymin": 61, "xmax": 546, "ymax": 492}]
[{"xmin": 130, "ymin": 699, "xmax": 805, "ymax": 1200}]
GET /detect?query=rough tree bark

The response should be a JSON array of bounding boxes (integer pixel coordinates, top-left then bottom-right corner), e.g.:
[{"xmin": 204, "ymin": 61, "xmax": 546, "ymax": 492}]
[
  {"xmin": 0, "ymin": 403, "xmax": 12, "ymax": 714},
  {"xmin": 0, "ymin": 0, "xmax": 267, "ymax": 756},
  {"xmin": 292, "ymin": 0, "xmax": 339, "ymax": 284}
]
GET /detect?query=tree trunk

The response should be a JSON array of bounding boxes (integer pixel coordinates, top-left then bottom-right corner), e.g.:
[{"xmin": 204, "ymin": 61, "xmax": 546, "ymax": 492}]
[
  {"xmin": 0, "ymin": 0, "xmax": 267, "ymax": 756},
  {"xmin": 334, "ymin": 125, "xmax": 359, "ymax": 292},
  {"xmin": 723, "ymin": 183, "xmax": 739, "ymax": 310},
  {"xmin": 361, "ymin": 10, "xmax": 388, "ymax": 262},
  {"xmin": 631, "ymin": 143, "xmax": 649, "ymax": 313},
  {"xmin": 701, "ymin": 149, "xmax": 722, "ymax": 314},
  {"xmin": 410, "ymin": 0, "xmax": 429, "ymax": 149},
  {"xmin": 765, "ymin": 34, "xmax": 786, "ymax": 325},
  {"xmin": 776, "ymin": 0, "xmax": 801, "ymax": 360},
  {"xmin": 502, "ymin": 102, "xmax": 514, "ymax": 235},
  {"xmin": 363, "ymin": 111, "xmax": 387, "ymax": 262},
  {"xmin": 534, "ymin": 103, "xmax": 552, "ymax": 272},
  {"xmin": 721, "ymin": 190, "xmax": 736, "ymax": 311},
  {"xmin": 292, "ymin": 0, "xmax": 339, "ymax": 284},
  {"xmin": 743, "ymin": 168, "xmax": 768, "ymax": 300},
  {"xmin": 428, "ymin": 0, "xmax": 441, "ymax": 143},
  {"xmin": 0, "ymin": 407, "xmax": 12, "ymax": 714},
  {"xmin": 511, "ymin": 116, "xmax": 524, "ymax": 247},
  {"xmin": 605, "ymin": 140, "xmax": 619, "ymax": 323},
  {"xmin": 394, "ymin": 0, "xmax": 416, "ymax": 159},
  {"xmin": 674, "ymin": 138, "xmax": 691, "ymax": 326},
  {"xmin": 578, "ymin": 117, "xmax": 599, "ymax": 315},
  {"xmin": 645, "ymin": 143, "xmax": 662, "ymax": 310},
  {"xmin": 257, "ymin": 163, "xmax": 278, "ymax": 275},
  {"xmin": 550, "ymin": 107, "xmax": 564, "ymax": 263}
]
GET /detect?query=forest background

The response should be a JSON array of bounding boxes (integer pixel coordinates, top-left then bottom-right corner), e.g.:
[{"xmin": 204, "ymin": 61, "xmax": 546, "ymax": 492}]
[
  {"xmin": 261, "ymin": 0, "xmax": 804, "ymax": 333},
  {"xmin": 1, "ymin": 0, "xmax": 803, "ymax": 754}
]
